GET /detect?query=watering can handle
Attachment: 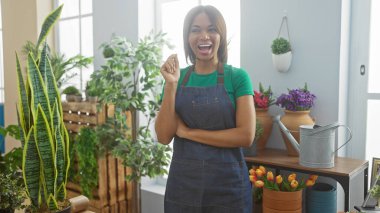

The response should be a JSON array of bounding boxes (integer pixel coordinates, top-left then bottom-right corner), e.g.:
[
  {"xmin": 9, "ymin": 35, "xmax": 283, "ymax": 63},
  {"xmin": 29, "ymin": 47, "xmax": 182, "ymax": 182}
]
[{"xmin": 333, "ymin": 125, "xmax": 353, "ymax": 154}]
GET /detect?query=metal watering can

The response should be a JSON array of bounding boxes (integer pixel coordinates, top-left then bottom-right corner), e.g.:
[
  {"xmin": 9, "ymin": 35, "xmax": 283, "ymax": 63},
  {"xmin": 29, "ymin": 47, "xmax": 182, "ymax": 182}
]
[{"xmin": 274, "ymin": 115, "xmax": 352, "ymax": 168}]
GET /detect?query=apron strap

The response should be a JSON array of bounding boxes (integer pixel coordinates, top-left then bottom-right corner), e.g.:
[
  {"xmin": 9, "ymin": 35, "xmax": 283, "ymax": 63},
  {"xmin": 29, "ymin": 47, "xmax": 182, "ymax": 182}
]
[{"xmin": 181, "ymin": 63, "xmax": 224, "ymax": 86}]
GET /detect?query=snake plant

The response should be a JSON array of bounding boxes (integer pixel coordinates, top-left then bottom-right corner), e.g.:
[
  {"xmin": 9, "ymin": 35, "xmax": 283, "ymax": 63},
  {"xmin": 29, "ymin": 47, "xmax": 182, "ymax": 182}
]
[{"xmin": 16, "ymin": 5, "xmax": 70, "ymax": 211}]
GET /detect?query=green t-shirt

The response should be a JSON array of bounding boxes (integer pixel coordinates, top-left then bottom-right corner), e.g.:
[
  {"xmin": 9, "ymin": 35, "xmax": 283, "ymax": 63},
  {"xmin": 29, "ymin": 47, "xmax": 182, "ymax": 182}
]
[{"xmin": 163, "ymin": 64, "xmax": 253, "ymax": 109}]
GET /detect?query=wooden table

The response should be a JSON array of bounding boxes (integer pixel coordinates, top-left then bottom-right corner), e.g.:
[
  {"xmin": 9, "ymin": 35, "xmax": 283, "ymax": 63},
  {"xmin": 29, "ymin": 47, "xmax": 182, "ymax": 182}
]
[{"xmin": 245, "ymin": 149, "xmax": 369, "ymax": 212}]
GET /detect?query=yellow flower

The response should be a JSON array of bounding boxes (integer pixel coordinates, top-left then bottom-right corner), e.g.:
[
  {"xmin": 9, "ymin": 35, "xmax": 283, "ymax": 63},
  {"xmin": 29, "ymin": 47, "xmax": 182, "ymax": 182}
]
[
  {"xmin": 288, "ymin": 173, "xmax": 297, "ymax": 182},
  {"xmin": 290, "ymin": 179, "xmax": 299, "ymax": 189},
  {"xmin": 276, "ymin": 175, "xmax": 283, "ymax": 184},
  {"xmin": 306, "ymin": 179, "xmax": 315, "ymax": 187},
  {"xmin": 249, "ymin": 175, "xmax": 257, "ymax": 183},
  {"xmin": 259, "ymin": 165, "xmax": 266, "ymax": 174},
  {"xmin": 309, "ymin": 175, "xmax": 318, "ymax": 182},
  {"xmin": 249, "ymin": 168, "xmax": 256, "ymax": 175},
  {"xmin": 255, "ymin": 180, "xmax": 264, "ymax": 188},
  {"xmin": 267, "ymin": 171, "xmax": 274, "ymax": 181},
  {"xmin": 255, "ymin": 169, "xmax": 264, "ymax": 178}
]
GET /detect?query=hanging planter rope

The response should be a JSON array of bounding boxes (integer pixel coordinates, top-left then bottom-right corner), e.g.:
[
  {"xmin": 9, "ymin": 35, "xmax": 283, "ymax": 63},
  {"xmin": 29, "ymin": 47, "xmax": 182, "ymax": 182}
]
[{"xmin": 271, "ymin": 16, "xmax": 293, "ymax": 73}]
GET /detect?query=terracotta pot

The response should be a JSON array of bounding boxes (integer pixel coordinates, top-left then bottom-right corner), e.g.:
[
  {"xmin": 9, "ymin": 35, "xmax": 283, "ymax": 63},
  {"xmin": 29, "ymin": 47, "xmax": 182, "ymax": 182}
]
[
  {"xmin": 263, "ymin": 187, "xmax": 302, "ymax": 213},
  {"xmin": 256, "ymin": 109, "xmax": 273, "ymax": 150},
  {"xmin": 280, "ymin": 110, "xmax": 314, "ymax": 156}
]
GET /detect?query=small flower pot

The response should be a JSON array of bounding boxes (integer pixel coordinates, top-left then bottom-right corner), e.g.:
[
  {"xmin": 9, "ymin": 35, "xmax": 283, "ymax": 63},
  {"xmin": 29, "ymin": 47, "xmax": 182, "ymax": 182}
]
[
  {"xmin": 272, "ymin": 51, "xmax": 292, "ymax": 73},
  {"xmin": 74, "ymin": 95, "xmax": 83, "ymax": 102},
  {"xmin": 263, "ymin": 187, "xmax": 302, "ymax": 213},
  {"xmin": 87, "ymin": 96, "xmax": 98, "ymax": 103},
  {"xmin": 66, "ymin": 94, "xmax": 76, "ymax": 102}
]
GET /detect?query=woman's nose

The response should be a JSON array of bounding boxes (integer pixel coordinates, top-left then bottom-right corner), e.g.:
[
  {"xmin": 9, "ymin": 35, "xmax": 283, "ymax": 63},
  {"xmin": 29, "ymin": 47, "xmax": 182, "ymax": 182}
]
[{"xmin": 200, "ymin": 31, "xmax": 210, "ymax": 40}]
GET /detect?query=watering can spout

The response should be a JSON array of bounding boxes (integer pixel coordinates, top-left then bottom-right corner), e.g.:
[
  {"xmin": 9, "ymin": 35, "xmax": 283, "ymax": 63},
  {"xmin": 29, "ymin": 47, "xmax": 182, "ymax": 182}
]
[{"xmin": 274, "ymin": 115, "xmax": 300, "ymax": 154}]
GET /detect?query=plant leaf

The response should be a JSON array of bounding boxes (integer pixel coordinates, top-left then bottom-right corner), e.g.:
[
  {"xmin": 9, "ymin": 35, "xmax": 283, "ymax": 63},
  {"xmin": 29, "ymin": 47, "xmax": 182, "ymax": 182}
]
[{"xmin": 36, "ymin": 5, "xmax": 63, "ymax": 53}]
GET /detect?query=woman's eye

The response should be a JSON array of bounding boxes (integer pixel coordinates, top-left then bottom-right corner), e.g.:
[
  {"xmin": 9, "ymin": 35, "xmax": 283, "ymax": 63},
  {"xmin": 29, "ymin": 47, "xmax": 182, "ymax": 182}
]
[
  {"xmin": 209, "ymin": 28, "xmax": 217, "ymax": 33},
  {"xmin": 191, "ymin": 28, "xmax": 200, "ymax": 33}
]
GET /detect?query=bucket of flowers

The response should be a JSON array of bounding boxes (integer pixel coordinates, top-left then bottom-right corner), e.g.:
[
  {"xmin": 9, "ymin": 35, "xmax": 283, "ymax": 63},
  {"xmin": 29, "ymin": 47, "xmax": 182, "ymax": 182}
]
[
  {"xmin": 275, "ymin": 83, "xmax": 317, "ymax": 156},
  {"xmin": 249, "ymin": 165, "xmax": 318, "ymax": 212}
]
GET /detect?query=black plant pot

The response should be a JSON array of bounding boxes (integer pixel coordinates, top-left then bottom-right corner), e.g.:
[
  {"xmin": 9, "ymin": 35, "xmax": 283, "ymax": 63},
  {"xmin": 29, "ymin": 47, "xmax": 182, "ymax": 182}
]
[
  {"xmin": 0, "ymin": 209, "xmax": 14, "ymax": 213},
  {"xmin": 58, "ymin": 205, "xmax": 71, "ymax": 213}
]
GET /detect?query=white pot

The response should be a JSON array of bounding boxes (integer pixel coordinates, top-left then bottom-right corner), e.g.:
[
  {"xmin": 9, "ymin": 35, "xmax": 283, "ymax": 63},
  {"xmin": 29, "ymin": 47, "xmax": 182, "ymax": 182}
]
[{"xmin": 272, "ymin": 51, "xmax": 292, "ymax": 73}]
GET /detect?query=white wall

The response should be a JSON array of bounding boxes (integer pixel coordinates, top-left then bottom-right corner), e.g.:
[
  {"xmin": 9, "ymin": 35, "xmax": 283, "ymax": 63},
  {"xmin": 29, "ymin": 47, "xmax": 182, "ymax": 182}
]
[
  {"xmin": 241, "ymin": 0, "xmax": 364, "ymax": 211},
  {"xmin": 93, "ymin": 0, "xmax": 139, "ymax": 71}
]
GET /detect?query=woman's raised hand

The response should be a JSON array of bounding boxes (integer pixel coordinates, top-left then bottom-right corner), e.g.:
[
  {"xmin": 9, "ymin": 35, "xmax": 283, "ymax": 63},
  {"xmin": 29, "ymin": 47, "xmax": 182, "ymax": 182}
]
[{"xmin": 160, "ymin": 54, "xmax": 180, "ymax": 83}]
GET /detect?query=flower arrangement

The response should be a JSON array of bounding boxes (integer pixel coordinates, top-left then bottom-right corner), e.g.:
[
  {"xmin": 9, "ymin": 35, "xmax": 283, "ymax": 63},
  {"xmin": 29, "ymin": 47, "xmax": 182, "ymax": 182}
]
[
  {"xmin": 276, "ymin": 83, "xmax": 316, "ymax": 111},
  {"xmin": 254, "ymin": 82, "xmax": 275, "ymax": 110},
  {"xmin": 249, "ymin": 165, "xmax": 318, "ymax": 202}
]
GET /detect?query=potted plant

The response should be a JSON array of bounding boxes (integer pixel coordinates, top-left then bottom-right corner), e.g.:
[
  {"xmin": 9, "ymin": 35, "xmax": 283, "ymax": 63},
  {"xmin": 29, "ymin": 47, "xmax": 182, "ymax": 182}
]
[
  {"xmin": 22, "ymin": 42, "xmax": 93, "ymax": 90},
  {"xmin": 276, "ymin": 83, "xmax": 316, "ymax": 156},
  {"xmin": 88, "ymin": 32, "xmax": 172, "ymax": 210},
  {"xmin": 85, "ymin": 80, "xmax": 100, "ymax": 103},
  {"xmin": 15, "ymin": 5, "xmax": 71, "ymax": 212},
  {"xmin": 253, "ymin": 83, "xmax": 275, "ymax": 150},
  {"xmin": 0, "ymin": 173, "xmax": 27, "ymax": 213},
  {"xmin": 271, "ymin": 37, "xmax": 292, "ymax": 72},
  {"xmin": 62, "ymin": 86, "xmax": 82, "ymax": 102},
  {"xmin": 249, "ymin": 165, "xmax": 318, "ymax": 212},
  {"xmin": 91, "ymin": 32, "xmax": 172, "ymax": 182}
]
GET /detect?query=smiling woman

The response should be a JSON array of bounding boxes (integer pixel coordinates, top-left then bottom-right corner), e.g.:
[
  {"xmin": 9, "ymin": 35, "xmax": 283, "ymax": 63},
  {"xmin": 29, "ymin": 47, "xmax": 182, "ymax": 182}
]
[{"xmin": 155, "ymin": 5, "xmax": 255, "ymax": 213}]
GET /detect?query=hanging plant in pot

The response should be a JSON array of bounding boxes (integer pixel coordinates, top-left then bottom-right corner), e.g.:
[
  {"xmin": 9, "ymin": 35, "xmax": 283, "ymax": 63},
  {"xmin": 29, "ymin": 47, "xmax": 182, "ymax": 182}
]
[
  {"xmin": 15, "ymin": 5, "xmax": 72, "ymax": 212},
  {"xmin": 271, "ymin": 37, "xmax": 292, "ymax": 73}
]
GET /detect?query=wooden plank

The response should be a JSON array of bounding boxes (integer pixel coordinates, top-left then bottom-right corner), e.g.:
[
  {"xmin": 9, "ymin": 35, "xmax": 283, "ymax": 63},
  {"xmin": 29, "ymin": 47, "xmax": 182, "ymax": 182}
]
[
  {"xmin": 118, "ymin": 200, "xmax": 128, "ymax": 213},
  {"xmin": 126, "ymin": 168, "xmax": 133, "ymax": 213},
  {"xmin": 98, "ymin": 156, "xmax": 109, "ymax": 207},
  {"xmin": 64, "ymin": 122, "xmax": 90, "ymax": 133},
  {"xmin": 117, "ymin": 158, "xmax": 126, "ymax": 201},
  {"xmin": 101, "ymin": 206, "xmax": 110, "ymax": 213},
  {"xmin": 66, "ymin": 182, "xmax": 100, "ymax": 198},
  {"xmin": 63, "ymin": 113, "xmax": 98, "ymax": 125},
  {"xmin": 108, "ymin": 156, "xmax": 118, "ymax": 205},
  {"xmin": 62, "ymin": 102, "xmax": 98, "ymax": 114}
]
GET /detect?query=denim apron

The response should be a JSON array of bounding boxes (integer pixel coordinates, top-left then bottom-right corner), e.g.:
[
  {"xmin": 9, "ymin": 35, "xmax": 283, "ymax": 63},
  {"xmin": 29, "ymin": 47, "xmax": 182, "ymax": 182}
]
[{"xmin": 164, "ymin": 64, "xmax": 252, "ymax": 213}]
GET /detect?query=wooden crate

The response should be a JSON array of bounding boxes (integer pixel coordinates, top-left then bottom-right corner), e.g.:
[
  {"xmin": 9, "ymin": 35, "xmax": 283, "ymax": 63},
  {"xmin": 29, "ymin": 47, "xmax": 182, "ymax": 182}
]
[{"xmin": 63, "ymin": 102, "xmax": 132, "ymax": 213}]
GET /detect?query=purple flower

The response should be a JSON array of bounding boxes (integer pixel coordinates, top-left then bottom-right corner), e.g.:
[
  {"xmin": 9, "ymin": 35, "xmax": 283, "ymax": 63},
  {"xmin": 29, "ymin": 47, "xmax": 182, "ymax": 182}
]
[{"xmin": 276, "ymin": 84, "xmax": 316, "ymax": 111}]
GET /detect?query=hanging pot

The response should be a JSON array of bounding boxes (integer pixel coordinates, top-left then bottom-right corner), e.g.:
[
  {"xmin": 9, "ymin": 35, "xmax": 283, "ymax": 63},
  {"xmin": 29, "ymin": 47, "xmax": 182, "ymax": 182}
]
[{"xmin": 272, "ymin": 51, "xmax": 292, "ymax": 73}]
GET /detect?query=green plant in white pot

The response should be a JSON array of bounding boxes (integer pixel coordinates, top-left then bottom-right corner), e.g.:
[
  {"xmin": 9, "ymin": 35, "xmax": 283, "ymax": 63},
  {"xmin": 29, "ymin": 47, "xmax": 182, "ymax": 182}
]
[
  {"xmin": 16, "ymin": 5, "xmax": 71, "ymax": 212},
  {"xmin": 271, "ymin": 37, "xmax": 292, "ymax": 73}
]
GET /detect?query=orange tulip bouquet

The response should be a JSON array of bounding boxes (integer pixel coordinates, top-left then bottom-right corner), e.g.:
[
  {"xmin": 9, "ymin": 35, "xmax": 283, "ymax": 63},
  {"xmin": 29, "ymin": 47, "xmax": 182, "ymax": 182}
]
[{"xmin": 249, "ymin": 165, "xmax": 318, "ymax": 202}]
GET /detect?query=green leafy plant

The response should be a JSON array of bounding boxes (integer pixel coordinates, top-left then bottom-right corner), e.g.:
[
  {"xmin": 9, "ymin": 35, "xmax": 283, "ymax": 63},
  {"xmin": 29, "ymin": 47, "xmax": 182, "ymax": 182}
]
[
  {"xmin": 62, "ymin": 86, "xmax": 81, "ymax": 95},
  {"xmin": 370, "ymin": 176, "xmax": 380, "ymax": 198},
  {"xmin": 74, "ymin": 127, "xmax": 99, "ymax": 199},
  {"xmin": 22, "ymin": 42, "xmax": 93, "ymax": 90},
  {"xmin": 91, "ymin": 32, "xmax": 172, "ymax": 181},
  {"xmin": 85, "ymin": 80, "xmax": 101, "ymax": 97},
  {"xmin": 271, "ymin": 37, "xmax": 291, "ymax": 55},
  {"xmin": 16, "ymin": 5, "xmax": 71, "ymax": 211},
  {"xmin": 0, "ymin": 173, "xmax": 27, "ymax": 212}
]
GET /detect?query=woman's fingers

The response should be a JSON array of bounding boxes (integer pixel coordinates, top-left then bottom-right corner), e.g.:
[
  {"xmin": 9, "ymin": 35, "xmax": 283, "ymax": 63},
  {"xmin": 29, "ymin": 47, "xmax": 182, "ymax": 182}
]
[{"xmin": 163, "ymin": 54, "xmax": 177, "ymax": 74}]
